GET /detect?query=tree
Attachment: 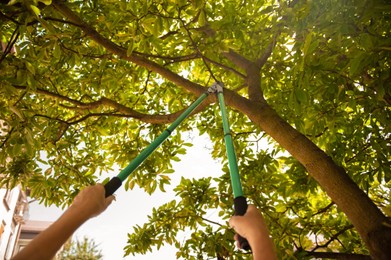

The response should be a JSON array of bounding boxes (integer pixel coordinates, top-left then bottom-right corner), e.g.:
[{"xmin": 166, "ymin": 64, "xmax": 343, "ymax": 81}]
[
  {"xmin": 56, "ymin": 236, "xmax": 103, "ymax": 260},
  {"xmin": 0, "ymin": 0, "xmax": 390, "ymax": 259}
]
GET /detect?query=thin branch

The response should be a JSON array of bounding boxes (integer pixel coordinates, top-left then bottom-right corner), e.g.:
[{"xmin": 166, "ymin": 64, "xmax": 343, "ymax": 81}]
[
  {"xmin": 33, "ymin": 114, "xmax": 69, "ymax": 142},
  {"xmin": 159, "ymin": 30, "xmax": 179, "ymax": 40},
  {"xmin": 179, "ymin": 13, "xmax": 218, "ymax": 82},
  {"xmin": 299, "ymin": 250, "xmax": 371, "ymax": 259},
  {"xmin": 305, "ymin": 127, "xmax": 329, "ymax": 138},
  {"xmin": 150, "ymin": 22, "xmax": 245, "ymax": 78},
  {"xmin": 143, "ymin": 70, "xmax": 152, "ymax": 96},
  {"xmin": 311, "ymin": 225, "xmax": 354, "ymax": 251},
  {"xmin": 311, "ymin": 202, "xmax": 335, "ymax": 217},
  {"xmin": 201, "ymin": 55, "xmax": 246, "ymax": 79},
  {"xmin": 0, "ymin": 10, "xmax": 20, "ymax": 24},
  {"xmin": 201, "ymin": 217, "xmax": 223, "ymax": 227},
  {"xmin": 0, "ymin": 127, "xmax": 14, "ymax": 149},
  {"xmin": 43, "ymin": 16, "xmax": 82, "ymax": 27},
  {"xmin": 33, "ymin": 114, "xmax": 68, "ymax": 124},
  {"xmin": 0, "ymin": 26, "xmax": 19, "ymax": 64},
  {"xmin": 58, "ymin": 41, "xmax": 113, "ymax": 59},
  {"xmin": 231, "ymin": 83, "xmax": 247, "ymax": 92},
  {"xmin": 13, "ymin": 85, "xmax": 210, "ymax": 125},
  {"xmin": 344, "ymin": 143, "xmax": 372, "ymax": 163}
]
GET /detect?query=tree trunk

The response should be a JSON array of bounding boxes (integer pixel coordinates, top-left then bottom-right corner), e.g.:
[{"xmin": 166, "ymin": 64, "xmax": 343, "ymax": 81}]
[{"xmin": 226, "ymin": 95, "xmax": 391, "ymax": 259}]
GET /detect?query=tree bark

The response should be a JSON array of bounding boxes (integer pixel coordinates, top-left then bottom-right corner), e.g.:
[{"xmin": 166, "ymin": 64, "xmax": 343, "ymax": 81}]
[{"xmin": 231, "ymin": 97, "xmax": 391, "ymax": 259}]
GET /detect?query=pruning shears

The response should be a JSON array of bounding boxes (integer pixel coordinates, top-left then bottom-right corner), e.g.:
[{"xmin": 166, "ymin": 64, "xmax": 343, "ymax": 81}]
[{"xmin": 104, "ymin": 82, "xmax": 250, "ymax": 250}]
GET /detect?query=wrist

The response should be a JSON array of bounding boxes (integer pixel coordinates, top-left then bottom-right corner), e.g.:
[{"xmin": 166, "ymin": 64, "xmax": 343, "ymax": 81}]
[
  {"xmin": 247, "ymin": 232, "xmax": 264, "ymax": 247},
  {"xmin": 67, "ymin": 204, "xmax": 93, "ymax": 222},
  {"xmin": 247, "ymin": 232, "xmax": 277, "ymax": 260}
]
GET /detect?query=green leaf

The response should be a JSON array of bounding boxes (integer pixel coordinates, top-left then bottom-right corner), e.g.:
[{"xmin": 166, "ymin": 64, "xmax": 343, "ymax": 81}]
[
  {"xmin": 26, "ymin": 61, "xmax": 36, "ymax": 74},
  {"xmin": 9, "ymin": 106, "xmax": 24, "ymax": 119},
  {"xmin": 38, "ymin": 0, "xmax": 52, "ymax": 5},
  {"xmin": 142, "ymin": 18, "xmax": 158, "ymax": 36},
  {"xmin": 199, "ymin": 9, "xmax": 207, "ymax": 26},
  {"xmin": 275, "ymin": 204, "xmax": 286, "ymax": 213},
  {"xmin": 30, "ymin": 5, "xmax": 41, "ymax": 16},
  {"xmin": 349, "ymin": 52, "xmax": 369, "ymax": 76},
  {"xmin": 127, "ymin": 40, "xmax": 134, "ymax": 56},
  {"xmin": 303, "ymin": 32, "xmax": 313, "ymax": 58},
  {"xmin": 295, "ymin": 88, "xmax": 307, "ymax": 103},
  {"xmin": 163, "ymin": 168, "xmax": 175, "ymax": 174}
]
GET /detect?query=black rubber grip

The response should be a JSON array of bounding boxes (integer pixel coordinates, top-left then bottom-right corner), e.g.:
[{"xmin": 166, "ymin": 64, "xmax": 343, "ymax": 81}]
[
  {"xmin": 234, "ymin": 196, "xmax": 251, "ymax": 251},
  {"xmin": 104, "ymin": 177, "xmax": 122, "ymax": 197}
]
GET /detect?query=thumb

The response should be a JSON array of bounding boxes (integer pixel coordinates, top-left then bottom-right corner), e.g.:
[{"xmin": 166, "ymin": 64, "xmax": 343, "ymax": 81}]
[{"xmin": 229, "ymin": 215, "xmax": 240, "ymax": 230}]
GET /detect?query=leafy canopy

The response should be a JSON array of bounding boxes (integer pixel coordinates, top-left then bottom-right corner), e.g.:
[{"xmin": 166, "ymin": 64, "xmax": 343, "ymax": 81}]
[
  {"xmin": 0, "ymin": 0, "xmax": 390, "ymax": 258},
  {"xmin": 56, "ymin": 236, "xmax": 103, "ymax": 260}
]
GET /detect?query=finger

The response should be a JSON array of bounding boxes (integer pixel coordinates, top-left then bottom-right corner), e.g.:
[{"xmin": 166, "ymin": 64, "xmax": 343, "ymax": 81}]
[
  {"xmin": 95, "ymin": 183, "xmax": 105, "ymax": 193},
  {"xmin": 234, "ymin": 235, "xmax": 241, "ymax": 249},
  {"xmin": 229, "ymin": 216, "xmax": 237, "ymax": 229},
  {"xmin": 105, "ymin": 195, "xmax": 116, "ymax": 207},
  {"xmin": 247, "ymin": 204, "xmax": 259, "ymax": 215}
]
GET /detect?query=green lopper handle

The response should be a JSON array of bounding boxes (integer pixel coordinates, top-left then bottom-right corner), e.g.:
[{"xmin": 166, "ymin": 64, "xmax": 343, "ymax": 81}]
[
  {"xmin": 104, "ymin": 92, "xmax": 209, "ymax": 197},
  {"xmin": 216, "ymin": 83, "xmax": 251, "ymax": 251}
]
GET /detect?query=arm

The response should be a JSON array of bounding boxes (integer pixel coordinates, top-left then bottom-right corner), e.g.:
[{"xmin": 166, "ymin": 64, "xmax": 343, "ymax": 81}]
[
  {"xmin": 229, "ymin": 204, "xmax": 277, "ymax": 260},
  {"xmin": 13, "ymin": 184, "xmax": 115, "ymax": 260}
]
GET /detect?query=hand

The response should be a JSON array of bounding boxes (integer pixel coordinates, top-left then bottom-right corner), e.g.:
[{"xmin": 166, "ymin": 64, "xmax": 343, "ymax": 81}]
[
  {"xmin": 229, "ymin": 205, "xmax": 268, "ymax": 244},
  {"xmin": 70, "ymin": 184, "xmax": 115, "ymax": 219},
  {"xmin": 229, "ymin": 204, "xmax": 277, "ymax": 260},
  {"xmin": 12, "ymin": 184, "xmax": 115, "ymax": 260}
]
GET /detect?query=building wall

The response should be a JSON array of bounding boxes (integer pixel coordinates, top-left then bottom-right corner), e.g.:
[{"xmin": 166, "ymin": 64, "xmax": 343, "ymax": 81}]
[
  {"xmin": 14, "ymin": 220, "xmax": 54, "ymax": 257},
  {"xmin": 0, "ymin": 185, "xmax": 28, "ymax": 260}
]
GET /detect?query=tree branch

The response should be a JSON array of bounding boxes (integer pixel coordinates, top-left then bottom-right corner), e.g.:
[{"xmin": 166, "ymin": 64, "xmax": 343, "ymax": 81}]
[
  {"xmin": 51, "ymin": 0, "xmax": 210, "ymax": 99},
  {"xmin": 50, "ymin": 0, "xmax": 264, "ymax": 106},
  {"xmin": 201, "ymin": 55, "xmax": 246, "ymax": 78},
  {"xmin": 0, "ymin": 26, "xmax": 18, "ymax": 64},
  {"xmin": 223, "ymin": 49, "xmax": 253, "ymax": 71},
  {"xmin": 222, "ymin": 50, "xmax": 265, "ymax": 102},
  {"xmin": 255, "ymin": 33, "xmax": 278, "ymax": 68},
  {"xmin": 311, "ymin": 202, "xmax": 335, "ymax": 217},
  {"xmin": 180, "ymin": 14, "xmax": 218, "ymax": 81},
  {"xmin": 0, "ymin": 10, "xmax": 19, "ymax": 24},
  {"xmin": 13, "ymin": 85, "xmax": 210, "ymax": 124},
  {"xmin": 298, "ymin": 250, "xmax": 371, "ymax": 259},
  {"xmin": 246, "ymin": 65, "xmax": 265, "ymax": 103},
  {"xmin": 0, "ymin": 127, "xmax": 14, "ymax": 149},
  {"xmin": 43, "ymin": 16, "xmax": 81, "ymax": 27},
  {"xmin": 312, "ymin": 225, "xmax": 354, "ymax": 251},
  {"xmin": 201, "ymin": 217, "xmax": 223, "ymax": 227},
  {"xmin": 132, "ymin": 51, "xmax": 200, "ymax": 64}
]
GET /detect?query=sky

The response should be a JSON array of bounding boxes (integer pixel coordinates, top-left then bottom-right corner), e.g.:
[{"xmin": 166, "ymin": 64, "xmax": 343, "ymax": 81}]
[{"xmin": 28, "ymin": 133, "xmax": 225, "ymax": 259}]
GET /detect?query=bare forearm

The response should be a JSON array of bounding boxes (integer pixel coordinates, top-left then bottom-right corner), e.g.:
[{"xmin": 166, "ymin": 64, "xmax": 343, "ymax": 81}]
[
  {"xmin": 249, "ymin": 234, "xmax": 277, "ymax": 260},
  {"xmin": 245, "ymin": 216, "xmax": 277, "ymax": 260},
  {"xmin": 13, "ymin": 206, "xmax": 89, "ymax": 260},
  {"xmin": 229, "ymin": 205, "xmax": 277, "ymax": 260},
  {"xmin": 13, "ymin": 185, "xmax": 113, "ymax": 260}
]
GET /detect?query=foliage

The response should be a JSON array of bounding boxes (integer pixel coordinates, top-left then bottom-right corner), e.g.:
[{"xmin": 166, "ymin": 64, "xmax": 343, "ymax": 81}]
[
  {"xmin": 0, "ymin": 0, "xmax": 390, "ymax": 258},
  {"xmin": 56, "ymin": 236, "xmax": 103, "ymax": 260}
]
